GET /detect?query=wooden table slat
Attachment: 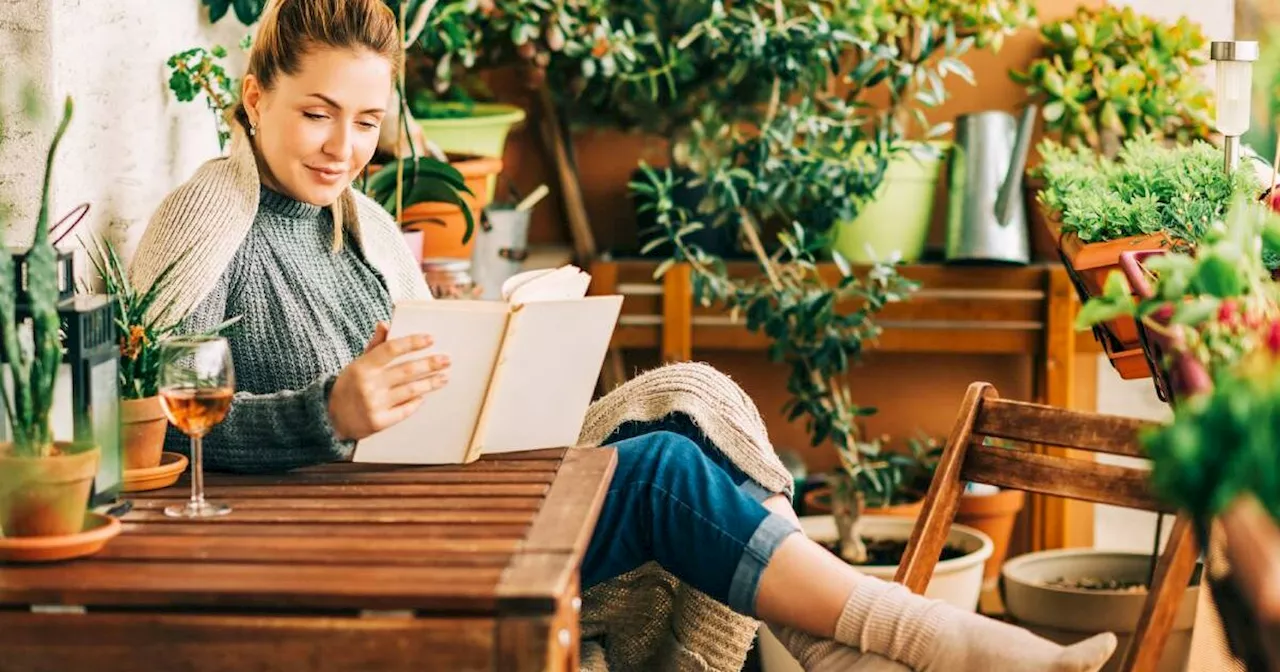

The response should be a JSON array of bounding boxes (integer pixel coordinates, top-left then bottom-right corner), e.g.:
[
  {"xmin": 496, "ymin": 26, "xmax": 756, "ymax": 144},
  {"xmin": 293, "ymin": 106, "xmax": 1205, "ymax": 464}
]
[
  {"xmin": 177, "ymin": 470, "xmax": 558, "ymax": 487},
  {"xmin": 0, "ymin": 562, "xmax": 504, "ymax": 611},
  {"xmin": 140, "ymin": 483, "xmax": 551, "ymax": 498},
  {"xmin": 97, "ymin": 535, "xmax": 517, "ymax": 567},
  {"xmin": 121, "ymin": 522, "xmax": 533, "ymax": 539},
  {"xmin": 295, "ymin": 458, "xmax": 564, "ymax": 473},
  {"xmin": 124, "ymin": 509, "xmax": 537, "ymax": 525},
  {"xmin": 0, "ymin": 612, "xmax": 497, "ymax": 672},
  {"xmin": 128, "ymin": 496, "xmax": 545, "ymax": 511}
]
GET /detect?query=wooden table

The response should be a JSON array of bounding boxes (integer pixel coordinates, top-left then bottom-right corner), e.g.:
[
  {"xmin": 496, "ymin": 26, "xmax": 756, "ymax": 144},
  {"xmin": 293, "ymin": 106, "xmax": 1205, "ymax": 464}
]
[{"xmin": 0, "ymin": 447, "xmax": 616, "ymax": 672}]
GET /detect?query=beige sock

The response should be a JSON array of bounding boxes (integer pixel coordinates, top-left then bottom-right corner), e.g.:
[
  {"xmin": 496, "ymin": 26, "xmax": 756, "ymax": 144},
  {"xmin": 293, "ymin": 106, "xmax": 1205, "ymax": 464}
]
[
  {"xmin": 770, "ymin": 625, "xmax": 915, "ymax": 672},
  {"xmin": 833, "ymin": 577, "xmax": 1118, "ymax": 672}
]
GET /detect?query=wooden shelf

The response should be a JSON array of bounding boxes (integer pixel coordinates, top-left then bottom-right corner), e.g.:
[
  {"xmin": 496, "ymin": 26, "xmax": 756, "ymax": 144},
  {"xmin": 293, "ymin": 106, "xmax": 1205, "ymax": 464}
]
[{"xmin": 590, "ymin": 259, "xmax": 1086, "ymax": 359}]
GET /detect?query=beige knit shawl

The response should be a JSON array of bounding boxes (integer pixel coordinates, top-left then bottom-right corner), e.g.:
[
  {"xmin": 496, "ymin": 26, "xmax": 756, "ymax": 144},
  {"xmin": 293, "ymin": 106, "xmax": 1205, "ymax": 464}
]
[
  {"xmin": 129, "ymin": 124, "xmax": 794, "ymax": 672},
  {"xmin": 129, "ymin": 124, "xmax": 430, "ymax": 322}
]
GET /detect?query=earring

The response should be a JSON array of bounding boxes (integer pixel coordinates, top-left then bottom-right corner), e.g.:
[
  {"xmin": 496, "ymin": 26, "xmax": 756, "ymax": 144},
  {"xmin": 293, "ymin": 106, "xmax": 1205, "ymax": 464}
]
[{"xmin": 249, "ymin": 122, "xmax": 257, "ymax": 137}]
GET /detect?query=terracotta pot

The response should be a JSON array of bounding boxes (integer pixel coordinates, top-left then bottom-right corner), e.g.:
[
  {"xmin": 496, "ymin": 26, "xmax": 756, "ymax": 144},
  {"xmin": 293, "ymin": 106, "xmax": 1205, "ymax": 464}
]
[
  {"xmin": 401, "ymin": 155, "xmax": 503, "ymax": 260},
  {"xmin": 1041, "ymin": 212, "xmax": 1169, "ymax": 355},
  {"xmin": 802, "ymin": 485, "xmax": 923, "ymax": 518},
  {"xmin": 955, "ymin": 489, "xmax": 1025, "ymax": 587},
  {"xmin": 120, "ymin": 396, "xmax": 167, "ymax": 470},
  {"xmin": 0, "ymin": 442, "xmax": 100, "ymax": 537}
]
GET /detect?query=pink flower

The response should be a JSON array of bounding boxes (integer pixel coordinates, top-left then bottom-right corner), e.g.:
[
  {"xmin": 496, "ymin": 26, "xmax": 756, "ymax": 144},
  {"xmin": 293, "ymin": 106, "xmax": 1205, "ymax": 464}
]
[
  {"xmin": 1266, "ymin": 321, "xmax": 1280, "ymax": 354},
  {"xmin": 1219, "ymin": 298, "xmax": 1239, "ymax": 326}
]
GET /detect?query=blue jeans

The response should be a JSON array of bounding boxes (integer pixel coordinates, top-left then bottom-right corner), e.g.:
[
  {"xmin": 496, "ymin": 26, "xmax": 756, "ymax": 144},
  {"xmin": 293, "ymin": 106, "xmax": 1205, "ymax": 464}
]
[{"xmin": 581, "ymin": 414, "xmax": 800, "ymax": 617}]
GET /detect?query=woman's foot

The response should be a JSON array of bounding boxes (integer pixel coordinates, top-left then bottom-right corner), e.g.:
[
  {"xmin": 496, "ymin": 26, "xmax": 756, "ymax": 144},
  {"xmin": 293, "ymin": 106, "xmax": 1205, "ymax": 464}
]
[
  {"xmin": 770, "ymin": 625, "xmax": 912, "ymax": 671},
  {"xmin": 835, "ymin": 577, "xmax": 1118, "ymax": 672}
]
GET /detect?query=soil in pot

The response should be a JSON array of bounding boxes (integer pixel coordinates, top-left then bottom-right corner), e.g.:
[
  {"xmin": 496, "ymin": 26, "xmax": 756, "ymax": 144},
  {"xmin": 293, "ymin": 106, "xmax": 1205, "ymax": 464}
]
[
  {"xmin": 1042, "ymin": 577, "xmax": 1147, "ymax": 592},
  {"xmin": 820, "ymin": 537, "xmax": 967, "ymax": 566}
]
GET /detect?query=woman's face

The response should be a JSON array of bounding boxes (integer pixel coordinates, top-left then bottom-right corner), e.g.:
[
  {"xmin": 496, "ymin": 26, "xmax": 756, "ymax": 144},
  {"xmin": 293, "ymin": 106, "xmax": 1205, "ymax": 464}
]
[{"xmin": 241, "ymin": 47, "xmax": 392, "ymax": 206}]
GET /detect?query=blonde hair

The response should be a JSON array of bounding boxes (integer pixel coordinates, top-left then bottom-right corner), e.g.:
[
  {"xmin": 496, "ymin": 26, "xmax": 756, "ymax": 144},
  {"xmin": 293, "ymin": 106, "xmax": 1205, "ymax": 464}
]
[{"xmin": 236, "ymin": 0, "xmax": 401, "ymax": 251}]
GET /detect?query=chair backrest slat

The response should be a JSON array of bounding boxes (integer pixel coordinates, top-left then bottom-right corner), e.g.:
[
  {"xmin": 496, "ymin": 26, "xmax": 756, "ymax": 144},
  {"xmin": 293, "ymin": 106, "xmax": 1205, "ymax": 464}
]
[
  {"xmin": 896, "ymin": 382, "xmax": 1200, "ymax": 672},
  {"xmin": 974, "ymin": 397, "xmax": 1152, "ymax": 457},
  {"xmin": 959, "ymin": 442, "xmax": 1172, "ymax": 513}
]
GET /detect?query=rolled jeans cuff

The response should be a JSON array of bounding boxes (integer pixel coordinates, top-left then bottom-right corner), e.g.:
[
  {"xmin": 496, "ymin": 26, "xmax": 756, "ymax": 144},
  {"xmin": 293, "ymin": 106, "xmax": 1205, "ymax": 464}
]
[{"xmin": 727, "ymin": 512, "xmax": 800, "ymax": 617}]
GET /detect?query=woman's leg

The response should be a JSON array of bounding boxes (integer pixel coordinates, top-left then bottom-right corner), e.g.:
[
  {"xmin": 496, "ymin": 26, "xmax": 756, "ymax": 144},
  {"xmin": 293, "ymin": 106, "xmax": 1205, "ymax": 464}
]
[{"xmin": 583, "ymin": 428, "xmax": 1117, "ymax": 672}]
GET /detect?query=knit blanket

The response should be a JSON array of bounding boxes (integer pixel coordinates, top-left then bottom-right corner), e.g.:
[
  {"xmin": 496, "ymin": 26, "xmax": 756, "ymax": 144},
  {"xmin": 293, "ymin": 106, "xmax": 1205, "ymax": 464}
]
[{"xmin": 577, "ymin": 362, "xmax": 795, "ymax": 671}]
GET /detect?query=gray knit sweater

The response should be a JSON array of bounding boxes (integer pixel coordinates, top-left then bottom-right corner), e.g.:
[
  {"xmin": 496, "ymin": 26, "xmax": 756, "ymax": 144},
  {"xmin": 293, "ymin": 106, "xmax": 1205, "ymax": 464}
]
[{"xmin": 162, "ymin": 187, "xmax": 393, "ymax": 473}]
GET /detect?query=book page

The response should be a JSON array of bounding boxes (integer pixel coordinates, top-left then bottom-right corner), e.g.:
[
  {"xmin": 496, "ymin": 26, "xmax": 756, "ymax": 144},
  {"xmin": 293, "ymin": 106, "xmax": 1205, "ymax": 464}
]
[
  {"xmin": 502, "ymin": 265, "xmax": 591, "ymax": 304},
  {"xmin": 470, "ymin": 295, "xmax": 623, "ymax": 456},
  {"xmin": 353, "ymin": 300, "xmax": 509, "ymax": 464}
]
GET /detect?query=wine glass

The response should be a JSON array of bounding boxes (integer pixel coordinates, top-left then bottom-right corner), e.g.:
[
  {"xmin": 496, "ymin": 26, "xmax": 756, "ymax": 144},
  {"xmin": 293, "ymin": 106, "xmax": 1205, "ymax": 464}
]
[{"xmin": 158, "ymin": 335, "xmax": 235, "ymax": 518}]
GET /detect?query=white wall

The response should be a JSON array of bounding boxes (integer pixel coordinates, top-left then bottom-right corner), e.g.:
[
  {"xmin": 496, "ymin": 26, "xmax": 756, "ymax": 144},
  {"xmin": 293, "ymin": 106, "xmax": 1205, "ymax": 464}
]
[
  {"xmin": 1, "ymin": 0, "xmax": 248, "ymax": 256},
  {"xmin": 1091, "ymin": 0, "xmax": 1234, "ymax": 552}
]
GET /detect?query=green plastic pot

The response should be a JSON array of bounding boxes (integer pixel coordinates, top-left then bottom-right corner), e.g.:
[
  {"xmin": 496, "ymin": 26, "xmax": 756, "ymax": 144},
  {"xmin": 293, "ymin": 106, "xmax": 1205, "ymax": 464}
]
[
  {"xmin": 416, "ymin": 103, "xmax": 525, "ymax": 202},
  {"xmin": 831, "ymin": 142, "xmax": 949, "ymax": 264}
]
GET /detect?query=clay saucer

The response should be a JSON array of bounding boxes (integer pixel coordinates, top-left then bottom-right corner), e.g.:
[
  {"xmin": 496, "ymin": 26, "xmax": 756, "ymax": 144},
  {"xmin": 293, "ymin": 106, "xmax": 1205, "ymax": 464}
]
[
  {"xmin": 0, "ymin": 512, "xmax": 122, "ymax": 563},
  {"xmin": 123, "ymin": 452, "xmax": 188, "ymax": 493}
]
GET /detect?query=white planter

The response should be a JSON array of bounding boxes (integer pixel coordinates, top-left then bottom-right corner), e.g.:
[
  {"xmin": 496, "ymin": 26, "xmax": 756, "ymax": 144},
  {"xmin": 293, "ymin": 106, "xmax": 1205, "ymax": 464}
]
[
  {"xmin": 759, "ymin": 515, "xmax": 994, "ymax": 672},
  {"xmin": 1001, "ymin": 549, "xmax": 1201, "ymax": 672}
]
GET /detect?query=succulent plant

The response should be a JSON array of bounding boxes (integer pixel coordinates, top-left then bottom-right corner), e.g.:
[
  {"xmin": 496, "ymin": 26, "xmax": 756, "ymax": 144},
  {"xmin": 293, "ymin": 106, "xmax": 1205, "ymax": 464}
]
[
  {"xmin": 1011, "ymin": 6, "xmax": 1214, "ymax": 154},
  {"xmin": 0, "ymin": 97, "xmax": 73, "ymax": 458}
]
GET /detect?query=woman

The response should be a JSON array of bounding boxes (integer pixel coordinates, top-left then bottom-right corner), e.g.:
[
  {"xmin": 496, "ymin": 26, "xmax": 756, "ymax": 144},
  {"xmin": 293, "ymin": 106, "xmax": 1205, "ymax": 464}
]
[{"xmin": 130, "ymin": 1, "xmax": 1118, "ymax": 670}]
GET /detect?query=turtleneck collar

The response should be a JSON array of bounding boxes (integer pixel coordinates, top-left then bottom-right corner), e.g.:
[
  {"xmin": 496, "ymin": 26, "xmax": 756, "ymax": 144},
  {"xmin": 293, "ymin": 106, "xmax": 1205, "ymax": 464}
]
[{"xmin": 259, "ymin": 185, "xmax": 326, "ymax": 220}]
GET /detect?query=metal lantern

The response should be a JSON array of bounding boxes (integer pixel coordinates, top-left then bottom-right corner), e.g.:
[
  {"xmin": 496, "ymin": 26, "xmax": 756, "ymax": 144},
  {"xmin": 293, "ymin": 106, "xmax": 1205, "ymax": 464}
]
[
  {"xmin": 1, "ymin": 249, "xmax": 122, "ymax": 507},
  {"xmin": 1210, "ymin": 41, "xmax": 1260, "ymax": 173}
]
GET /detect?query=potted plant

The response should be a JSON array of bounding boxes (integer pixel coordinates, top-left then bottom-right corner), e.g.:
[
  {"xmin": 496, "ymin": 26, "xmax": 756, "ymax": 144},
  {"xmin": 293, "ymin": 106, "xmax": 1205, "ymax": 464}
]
[
  {"xmin": 1033, "ymin": 134, "xmax": 1261, "ymax": 375},
  {"xmin": 627, "ymin": 0, "xmax": 1032, "ymax": 566},
  {"xmin": 0, "ymin": 98, "xmax": 101, "ymax": 539},
  {"xmin": 1077, "ymin": 197, "xmax": 1280, "ymax": 391},
  {"xmin": 830, "ymin": 0, "xmax": 1033, "ymax": 264},
  {"xmin": 405, "ymin": 74, "xmax": 525, "ymax": 164},
  {"xmin": 1010, "ymin": 199, "xmax": 1280, "ymax": 672},
  {"xmin": 1013, "ymin": 6, "xmax": 1216, "ymax": 259},
  {"xmin": 1139, "ymin": 346, "xmax": 1280, "ymax": 671},
  {"xmin": 362, "ymin": 156, "xmax": 479, "ymax": 261},
  {"xmin": 616, "ymin": 1, "xmax": 1030, "ymax": 263},
  {"xmin": 1012, "ymin": 6, "xmax": 1214, "ymax": 157},
  {"xmin": 81, "ymin": 238, "xmax": 240, "ymax": 472},
  {"xmin": 804, "ymin": 433, "xmax": 1025, "ymax": 589}
]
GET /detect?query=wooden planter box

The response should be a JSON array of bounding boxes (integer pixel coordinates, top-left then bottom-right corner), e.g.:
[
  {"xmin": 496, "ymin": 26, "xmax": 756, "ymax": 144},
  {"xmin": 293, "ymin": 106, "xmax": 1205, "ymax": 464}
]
[{"xmin": 1040, "ymin": 208, "xmax": 1169, "ymax": 379}]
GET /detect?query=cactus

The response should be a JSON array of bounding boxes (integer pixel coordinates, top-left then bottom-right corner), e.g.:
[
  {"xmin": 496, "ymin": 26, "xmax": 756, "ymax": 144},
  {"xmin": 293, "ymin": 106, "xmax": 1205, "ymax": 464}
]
[{"xmin": 0, "ymin": 96, "xmax": 73, "ymax": 458}]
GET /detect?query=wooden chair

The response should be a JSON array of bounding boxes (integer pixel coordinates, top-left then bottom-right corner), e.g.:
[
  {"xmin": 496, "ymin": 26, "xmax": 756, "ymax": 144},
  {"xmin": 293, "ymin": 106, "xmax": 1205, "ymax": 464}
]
[{"xmin": 894, "ymin": 382, "xmax": 1200, "ymax": 672}]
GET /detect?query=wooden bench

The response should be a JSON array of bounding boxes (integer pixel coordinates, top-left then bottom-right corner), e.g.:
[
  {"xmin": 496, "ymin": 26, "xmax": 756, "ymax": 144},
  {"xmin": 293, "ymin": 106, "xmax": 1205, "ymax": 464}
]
[{"xmin": 0, "ymin": 447, "xmax": 616, "ymax": 672}]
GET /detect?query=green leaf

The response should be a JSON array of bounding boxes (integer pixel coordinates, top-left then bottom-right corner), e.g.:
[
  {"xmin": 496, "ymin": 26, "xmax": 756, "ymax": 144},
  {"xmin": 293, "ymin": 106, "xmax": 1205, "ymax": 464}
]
[
  {"xmin": 1192, "ymin": 256, "xmax": 1244, "ymax": 298},
  {"xmin": 1075, "ymin": 297, "xmax": 1133, "ymax": 329},
  {"xmin": 1170, "ymin": 297, "xmax": 1219, "ymax": 326}
]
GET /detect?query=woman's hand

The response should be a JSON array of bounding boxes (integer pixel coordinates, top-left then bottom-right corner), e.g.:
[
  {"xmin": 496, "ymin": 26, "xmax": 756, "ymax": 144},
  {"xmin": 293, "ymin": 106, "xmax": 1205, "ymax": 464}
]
[{"xmin": 328, "ymin": 322, "xmax": 450, "ymax": 441}]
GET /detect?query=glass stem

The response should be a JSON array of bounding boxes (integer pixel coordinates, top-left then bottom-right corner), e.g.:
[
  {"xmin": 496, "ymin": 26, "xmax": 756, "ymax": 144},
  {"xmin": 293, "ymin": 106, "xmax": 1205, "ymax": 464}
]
[{"xmin": 191, "ymin": 435, "xmax": 205, "ymax": 507}]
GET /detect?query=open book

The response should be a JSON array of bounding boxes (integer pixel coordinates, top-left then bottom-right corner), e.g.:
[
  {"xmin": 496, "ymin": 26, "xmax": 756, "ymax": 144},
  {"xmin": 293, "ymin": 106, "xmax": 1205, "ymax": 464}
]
[{"xmin": 352, "ymin": 266, "xmax": 623, "ymax": 464}]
